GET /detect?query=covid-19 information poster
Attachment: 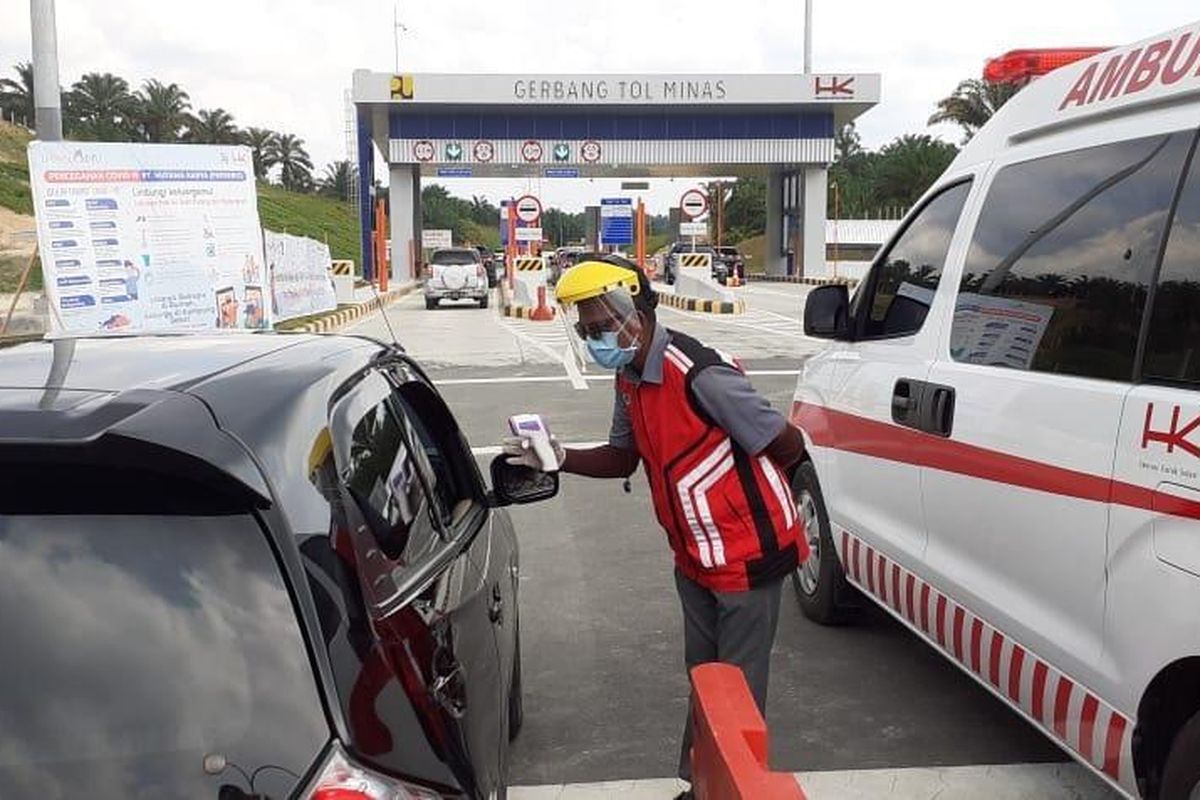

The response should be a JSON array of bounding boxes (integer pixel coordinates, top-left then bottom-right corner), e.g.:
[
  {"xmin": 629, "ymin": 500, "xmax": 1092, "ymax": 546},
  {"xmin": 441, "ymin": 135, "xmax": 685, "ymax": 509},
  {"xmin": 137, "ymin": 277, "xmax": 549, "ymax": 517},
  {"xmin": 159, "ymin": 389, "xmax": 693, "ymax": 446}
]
[{"xmin": 28, "ymin": 142, "xmax": 269, "ymax": 334}]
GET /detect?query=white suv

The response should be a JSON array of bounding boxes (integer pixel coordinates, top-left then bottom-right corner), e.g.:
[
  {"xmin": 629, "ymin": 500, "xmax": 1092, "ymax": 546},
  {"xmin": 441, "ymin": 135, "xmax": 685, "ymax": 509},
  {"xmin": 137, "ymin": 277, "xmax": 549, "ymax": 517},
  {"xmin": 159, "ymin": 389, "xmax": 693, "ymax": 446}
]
[
  {"xmin": 790, "ymin": 21, "xmax": 1200, "ymax": 800},
  {"xmin": 425, "ymin": 248, "xmax": 490, "ymax": 309}
]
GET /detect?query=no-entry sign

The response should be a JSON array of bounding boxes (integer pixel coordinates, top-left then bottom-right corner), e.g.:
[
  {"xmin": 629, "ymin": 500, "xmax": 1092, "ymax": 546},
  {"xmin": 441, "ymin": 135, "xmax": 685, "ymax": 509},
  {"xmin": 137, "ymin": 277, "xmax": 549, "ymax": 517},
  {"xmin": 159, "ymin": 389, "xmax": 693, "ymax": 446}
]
[
  {"xmin": 681, "ymin": 189, "xmax": 708, "ymax": 220},
  {"xmin": 515, "ymin": 195, "xmax": 542, "ymax": 224}
]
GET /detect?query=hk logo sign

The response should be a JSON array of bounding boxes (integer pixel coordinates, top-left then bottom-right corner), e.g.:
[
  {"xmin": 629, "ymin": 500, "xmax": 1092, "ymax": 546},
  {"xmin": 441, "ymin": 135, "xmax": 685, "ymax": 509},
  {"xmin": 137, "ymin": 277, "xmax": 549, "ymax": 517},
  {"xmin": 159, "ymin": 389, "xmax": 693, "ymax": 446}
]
[
  {"xmin": 1142, "ymin": 403, "xmax": 1200, "ymax": 459},
  {"xmin": 815, "ymin": 76, "xmax": 855, "ymax": 97}
]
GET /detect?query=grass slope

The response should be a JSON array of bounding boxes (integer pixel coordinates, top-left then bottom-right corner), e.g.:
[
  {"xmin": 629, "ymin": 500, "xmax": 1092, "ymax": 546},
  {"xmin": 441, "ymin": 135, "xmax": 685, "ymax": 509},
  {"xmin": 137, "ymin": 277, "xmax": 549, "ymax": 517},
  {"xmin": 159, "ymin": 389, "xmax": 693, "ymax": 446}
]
[{"xmin": 255, "ymin": 184, "xmax": 361, "ymax": 264}]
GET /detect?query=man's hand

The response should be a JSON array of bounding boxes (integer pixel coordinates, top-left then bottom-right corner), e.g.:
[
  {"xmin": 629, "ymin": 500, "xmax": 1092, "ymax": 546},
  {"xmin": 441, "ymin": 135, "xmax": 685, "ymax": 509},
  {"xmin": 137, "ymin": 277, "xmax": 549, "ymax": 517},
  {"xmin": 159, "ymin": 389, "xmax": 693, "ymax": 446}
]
[{"xmin": 501, "ymin": 435, "xmax": 566, "ymax": 471}]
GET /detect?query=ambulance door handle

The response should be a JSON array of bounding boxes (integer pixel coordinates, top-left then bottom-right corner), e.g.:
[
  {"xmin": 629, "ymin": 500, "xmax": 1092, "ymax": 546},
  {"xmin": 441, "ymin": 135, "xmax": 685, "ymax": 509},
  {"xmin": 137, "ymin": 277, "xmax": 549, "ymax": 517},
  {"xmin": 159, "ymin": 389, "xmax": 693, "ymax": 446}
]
[
  {"xmin": 891, "ymin": 379, "xmax": 923, "ymax": 427},
  {"xmin": 924, "ymin": 385, "xmax": 956, "ymax": 438}
]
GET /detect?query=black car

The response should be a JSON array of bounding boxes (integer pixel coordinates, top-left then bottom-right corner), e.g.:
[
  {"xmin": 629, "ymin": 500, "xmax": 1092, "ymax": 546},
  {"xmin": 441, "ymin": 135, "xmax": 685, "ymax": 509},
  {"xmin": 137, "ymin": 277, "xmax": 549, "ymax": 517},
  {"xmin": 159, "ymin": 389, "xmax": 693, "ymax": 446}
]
[
  {"xmin": 663, "ymin": 242, "xmax": 725, "ymax": 285},
  {"xmin": 0, "ymin": 334, "xmax": 555, "ymax": 799},
  {"xmin": 714, "ymin": 246, "xmax": 745, "ymax": 282}
]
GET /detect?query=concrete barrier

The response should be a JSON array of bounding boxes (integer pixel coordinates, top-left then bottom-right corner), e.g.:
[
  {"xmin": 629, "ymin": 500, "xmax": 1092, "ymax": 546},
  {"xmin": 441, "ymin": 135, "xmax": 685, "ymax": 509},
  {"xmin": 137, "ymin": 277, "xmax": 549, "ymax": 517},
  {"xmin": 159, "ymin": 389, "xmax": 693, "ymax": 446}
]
[{"xmin": 676, "ymin": 266, "xmax": 736, "ymax": 304}]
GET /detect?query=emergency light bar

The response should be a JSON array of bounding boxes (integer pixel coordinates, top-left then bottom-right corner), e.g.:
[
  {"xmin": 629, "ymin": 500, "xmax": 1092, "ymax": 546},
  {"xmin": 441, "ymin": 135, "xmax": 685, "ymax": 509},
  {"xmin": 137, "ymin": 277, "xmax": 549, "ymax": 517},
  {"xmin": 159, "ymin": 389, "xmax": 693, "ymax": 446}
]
[{"xmin": 984, "ymin": 47, "xmax": 1111, "ymax": 84}]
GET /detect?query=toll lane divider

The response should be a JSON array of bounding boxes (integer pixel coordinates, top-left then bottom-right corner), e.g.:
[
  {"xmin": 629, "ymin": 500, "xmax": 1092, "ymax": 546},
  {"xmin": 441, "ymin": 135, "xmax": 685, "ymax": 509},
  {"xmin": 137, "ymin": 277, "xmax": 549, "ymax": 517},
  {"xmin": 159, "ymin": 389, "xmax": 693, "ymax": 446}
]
[
  {"xmin": 658, "ymin": 291, "xmax": 745, "ymax": 315},
  {"xmin": 500, "ymin": 283, "xmax": 556, "ymax": 321},
  {"xmin": 280, "ymin": 281, "xmax": 420, "ymax": 333},
  {"xmin": 690, "ymin": 663, "xmax": 807, "ymax": 800},
  {"xmin": 747, "ymin": 274, "xmax": 861, "ymax": 288}
]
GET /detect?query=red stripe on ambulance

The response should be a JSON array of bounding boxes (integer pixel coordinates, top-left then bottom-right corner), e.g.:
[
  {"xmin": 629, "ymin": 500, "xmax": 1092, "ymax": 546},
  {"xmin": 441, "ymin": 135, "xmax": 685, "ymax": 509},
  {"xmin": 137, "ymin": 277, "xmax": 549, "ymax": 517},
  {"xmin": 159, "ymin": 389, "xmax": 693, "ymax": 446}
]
[{"xmin": 835, "ymin": 528, "xmax": 1135, "ymax": 791}]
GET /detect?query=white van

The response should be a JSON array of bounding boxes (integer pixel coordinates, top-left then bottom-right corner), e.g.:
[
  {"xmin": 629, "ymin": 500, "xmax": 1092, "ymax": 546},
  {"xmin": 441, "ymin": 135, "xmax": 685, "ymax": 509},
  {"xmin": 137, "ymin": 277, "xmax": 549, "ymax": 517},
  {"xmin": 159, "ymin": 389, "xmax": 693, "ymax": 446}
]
[{"xmin": 790, "ymin": 21, "xmax": 1200, "ymax": 800}]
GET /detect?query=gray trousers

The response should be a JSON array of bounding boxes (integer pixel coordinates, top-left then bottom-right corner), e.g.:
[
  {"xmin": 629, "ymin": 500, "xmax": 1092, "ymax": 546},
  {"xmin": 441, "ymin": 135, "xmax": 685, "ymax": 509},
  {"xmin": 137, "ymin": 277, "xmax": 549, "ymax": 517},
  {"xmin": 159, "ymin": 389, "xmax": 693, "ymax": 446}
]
[{"xmin": 675, "ymin": 569, "xmax": 783, "ymax": 782}]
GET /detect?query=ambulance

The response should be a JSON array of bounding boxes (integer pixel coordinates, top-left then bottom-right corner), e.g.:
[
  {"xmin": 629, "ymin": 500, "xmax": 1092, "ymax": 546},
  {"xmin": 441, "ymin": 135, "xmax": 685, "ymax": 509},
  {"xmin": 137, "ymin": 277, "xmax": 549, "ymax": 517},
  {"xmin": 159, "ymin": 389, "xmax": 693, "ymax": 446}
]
[{"xmin": 790, "ymin": 21, "xmax": 1200, "ymax": 800}]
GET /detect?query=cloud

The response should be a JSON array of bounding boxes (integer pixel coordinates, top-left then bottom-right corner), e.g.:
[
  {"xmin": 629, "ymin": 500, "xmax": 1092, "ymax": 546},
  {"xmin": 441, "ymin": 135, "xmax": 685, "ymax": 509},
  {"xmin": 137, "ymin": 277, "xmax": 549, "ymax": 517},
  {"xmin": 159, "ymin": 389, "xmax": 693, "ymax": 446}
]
[{"xmin": 1, "ymin": 0, "xmax": 1195, "ymax": 211}]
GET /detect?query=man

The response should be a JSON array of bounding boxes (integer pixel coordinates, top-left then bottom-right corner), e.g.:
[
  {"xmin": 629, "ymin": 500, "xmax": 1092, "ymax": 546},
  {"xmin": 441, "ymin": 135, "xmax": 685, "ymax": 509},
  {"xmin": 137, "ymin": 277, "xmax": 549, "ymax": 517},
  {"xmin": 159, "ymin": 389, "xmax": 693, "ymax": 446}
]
[{"xmin": 503, "ymin": 256, "xmax": 808, "ymax": 798}]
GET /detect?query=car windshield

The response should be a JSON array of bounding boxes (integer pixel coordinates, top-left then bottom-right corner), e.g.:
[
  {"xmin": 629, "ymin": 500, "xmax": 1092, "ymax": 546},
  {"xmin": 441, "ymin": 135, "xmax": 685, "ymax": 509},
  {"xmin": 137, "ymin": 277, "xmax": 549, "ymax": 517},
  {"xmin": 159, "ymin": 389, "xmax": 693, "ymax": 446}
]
[
  {"xmin": 431, "ymin": 250, "xmax": 479, "ymax": 265},
  {"xmin": 0, "ymin": 513, "xmax": 328, "ymax": 798}
]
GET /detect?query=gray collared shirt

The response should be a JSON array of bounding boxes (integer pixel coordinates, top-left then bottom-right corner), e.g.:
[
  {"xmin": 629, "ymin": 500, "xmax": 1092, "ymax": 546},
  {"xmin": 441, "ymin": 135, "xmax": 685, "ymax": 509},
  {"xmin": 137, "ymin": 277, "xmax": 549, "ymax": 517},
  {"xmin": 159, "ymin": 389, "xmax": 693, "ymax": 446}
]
[{"xmin": 608, "ymin": 326, "xmax": 786, "ymax": 456}]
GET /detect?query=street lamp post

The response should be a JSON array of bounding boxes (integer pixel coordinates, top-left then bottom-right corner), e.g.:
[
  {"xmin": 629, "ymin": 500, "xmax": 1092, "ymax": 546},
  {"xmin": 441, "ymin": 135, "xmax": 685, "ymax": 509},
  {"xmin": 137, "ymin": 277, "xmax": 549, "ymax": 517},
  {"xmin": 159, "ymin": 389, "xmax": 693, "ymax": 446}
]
[{"xmin": 30, "ymin": 0, "xmax": 63, "ymax": 141}]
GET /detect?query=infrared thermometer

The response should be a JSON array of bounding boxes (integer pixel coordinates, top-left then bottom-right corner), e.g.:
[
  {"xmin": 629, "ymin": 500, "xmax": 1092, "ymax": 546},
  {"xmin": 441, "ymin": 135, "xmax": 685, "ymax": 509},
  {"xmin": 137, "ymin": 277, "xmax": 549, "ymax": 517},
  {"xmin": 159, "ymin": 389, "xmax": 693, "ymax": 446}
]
[{"xmin": 508, "ymin": 414, "xmax": 559, "ymax": 472}]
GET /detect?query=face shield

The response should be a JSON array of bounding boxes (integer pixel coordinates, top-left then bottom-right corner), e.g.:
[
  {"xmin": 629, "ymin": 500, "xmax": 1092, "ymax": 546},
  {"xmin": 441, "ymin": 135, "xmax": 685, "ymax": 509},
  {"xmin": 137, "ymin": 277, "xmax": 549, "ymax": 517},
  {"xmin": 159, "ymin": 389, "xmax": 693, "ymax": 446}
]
[{"xmin": 561, "ymin": 287, "xmax": 643, "ymax": 370}]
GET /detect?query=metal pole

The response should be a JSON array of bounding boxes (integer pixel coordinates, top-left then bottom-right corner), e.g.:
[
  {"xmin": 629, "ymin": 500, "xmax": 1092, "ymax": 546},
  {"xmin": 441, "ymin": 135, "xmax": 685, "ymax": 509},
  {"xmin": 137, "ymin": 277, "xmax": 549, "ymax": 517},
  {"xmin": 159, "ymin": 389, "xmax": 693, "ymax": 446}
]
[
  {"xmin": 803, "ymin": 0, "xmax": 813, "ymax": 74},
  {"xmin": 30, "ymin": 0, "xmax": 62, "ymax": 140}
]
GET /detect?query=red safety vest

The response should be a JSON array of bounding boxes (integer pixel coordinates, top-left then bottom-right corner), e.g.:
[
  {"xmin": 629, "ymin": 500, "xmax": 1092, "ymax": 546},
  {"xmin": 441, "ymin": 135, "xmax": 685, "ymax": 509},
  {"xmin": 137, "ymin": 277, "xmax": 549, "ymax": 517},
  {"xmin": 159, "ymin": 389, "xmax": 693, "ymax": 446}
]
[{"xmin": 617, "ymin": 331, "xmax": 807, "ymax": 592}]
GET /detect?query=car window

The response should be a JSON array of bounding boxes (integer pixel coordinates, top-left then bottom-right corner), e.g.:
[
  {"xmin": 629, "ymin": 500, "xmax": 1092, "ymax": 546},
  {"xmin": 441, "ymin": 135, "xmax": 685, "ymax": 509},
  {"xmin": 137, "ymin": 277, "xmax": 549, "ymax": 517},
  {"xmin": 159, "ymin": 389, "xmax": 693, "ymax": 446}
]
[
  {"xmin": 850, "ymin": 180, "xmax": 972, "ymax": 339},
  {"xmin": 431, "ymin": 250, "xmax": 479, "ymax": 265},
  {"xmin": 389, "ymin": 378, "xmax": 482, "ymax": 530},
  {"xmin": 1143, "ymin": 137, "xmax": 1200, "ymax": 387},
  {"xmin": 952, "ymin": 132, "xmax": 1192, "ymax": 380},
  {"xmin": 336, "ymin": 380, "xmax": 445, "ymax": 587},
  {"xmin": 0, "ymin": 513, "xmax": 327, "ymax": 799}
]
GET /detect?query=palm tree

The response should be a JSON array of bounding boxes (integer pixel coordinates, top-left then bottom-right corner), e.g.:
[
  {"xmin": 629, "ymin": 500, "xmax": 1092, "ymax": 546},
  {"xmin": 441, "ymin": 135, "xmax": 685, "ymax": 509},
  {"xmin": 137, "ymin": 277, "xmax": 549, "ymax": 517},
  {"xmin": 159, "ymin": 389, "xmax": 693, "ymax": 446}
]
[
  {"xmin": 269, "ymin": 133, "xmax": 314, "ymax": 192},
  {"xmin": 928, "ymin": 79, "xmax": 1023, "ymax": 142},
  {"xmin": 0, "ymin": 61, "xmax": 35, "ymax": 128},
  {"xmin": 319, "ymin": 160, "xmax": 356, "ymax": 200},
  {"xmin": 134, "ymin": 79, "xmax": 190, "ymax": 142},
  {"xmin": 873, "ymin": 134, "xmax": 959, "ymax": 207},
  {"xmin": 240, "ymin": 127, "xmax": 278, "ymax": 180},
  {"xmin": 187, "ymin": 107, "xmax": 239, "ymax": 144},
  {"xmin": 65, "ymin": 72, "xmax": 137, "ymax": 141}
]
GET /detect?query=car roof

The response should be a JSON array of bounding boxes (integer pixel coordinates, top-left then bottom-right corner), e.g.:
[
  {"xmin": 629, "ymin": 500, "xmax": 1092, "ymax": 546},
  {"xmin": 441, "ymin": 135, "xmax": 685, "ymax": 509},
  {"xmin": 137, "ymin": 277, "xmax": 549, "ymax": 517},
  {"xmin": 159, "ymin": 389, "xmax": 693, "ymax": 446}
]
[
  {"xmin": 0, "ymin": 333, "xmax": 387, "ymax": 509},
  {"xmin": 950, "ymin": 19, "xmax": 1200, "ymax": 173}
]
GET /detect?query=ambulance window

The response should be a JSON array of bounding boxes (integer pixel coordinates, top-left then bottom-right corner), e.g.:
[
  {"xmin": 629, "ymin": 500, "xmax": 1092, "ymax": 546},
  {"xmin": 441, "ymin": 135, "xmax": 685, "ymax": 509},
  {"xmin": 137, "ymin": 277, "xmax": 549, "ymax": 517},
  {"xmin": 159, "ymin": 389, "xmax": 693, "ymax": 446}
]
[
  {"xmin": 852, "ymin": 180, "xmax": 971, "ymax": 339},
  {"xmin": 1143, "ymin": 139, "xmax": 1200, "ymax": 387},
  {"xmin": 953, "ymin": 133, "xmax": 1192, "ymax": 380}
]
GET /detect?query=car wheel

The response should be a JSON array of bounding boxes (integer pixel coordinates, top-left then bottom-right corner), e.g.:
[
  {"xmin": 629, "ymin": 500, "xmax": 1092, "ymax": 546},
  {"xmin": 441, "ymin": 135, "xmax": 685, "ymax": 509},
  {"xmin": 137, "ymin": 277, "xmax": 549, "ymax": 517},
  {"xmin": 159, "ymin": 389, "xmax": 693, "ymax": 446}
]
[
  {"xmin": 790, "ymin": 460, "xmax": 858, "ymax": 625},
  {"xmin": 425, "ymin": 298, "xmax": 438, "ymax": 310},
  {"xmin": 1160, "ymin": 710, "xmax": 1200, "ymax": 800},
  {"xmin": 508, "ymin": 628, "xmax": 523, "ymax": 741}
]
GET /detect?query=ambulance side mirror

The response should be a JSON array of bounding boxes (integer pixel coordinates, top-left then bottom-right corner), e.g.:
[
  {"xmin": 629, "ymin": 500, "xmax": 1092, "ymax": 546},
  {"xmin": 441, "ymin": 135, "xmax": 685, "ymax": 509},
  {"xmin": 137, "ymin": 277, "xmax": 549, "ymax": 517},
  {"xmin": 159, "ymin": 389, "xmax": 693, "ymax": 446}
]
[
  {"xmin": 804, "ymin": 285, "xmax": 850, "ymax": 340},
  {"xmin": 488, "ymin": 456, "xmax": 559, "ymax": 507}
]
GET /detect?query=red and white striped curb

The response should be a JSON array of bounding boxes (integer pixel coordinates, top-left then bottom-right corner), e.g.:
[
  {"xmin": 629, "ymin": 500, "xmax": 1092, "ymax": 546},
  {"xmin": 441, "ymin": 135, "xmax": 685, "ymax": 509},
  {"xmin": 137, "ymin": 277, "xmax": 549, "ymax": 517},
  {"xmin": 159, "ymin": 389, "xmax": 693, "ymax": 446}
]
[{"xmin": 838, "ymin": 529, "xmax": 1134, "ymax": 795}]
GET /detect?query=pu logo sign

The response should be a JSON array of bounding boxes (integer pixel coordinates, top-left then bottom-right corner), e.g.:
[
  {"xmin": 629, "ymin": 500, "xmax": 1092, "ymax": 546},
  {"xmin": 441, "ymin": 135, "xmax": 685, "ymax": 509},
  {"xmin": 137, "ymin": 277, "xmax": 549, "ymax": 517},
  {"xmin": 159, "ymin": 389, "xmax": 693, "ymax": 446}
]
[
  {"xmin": 390, "ymin": 75, "xmax": 415, "ymax": 101},
  {"xmin": 1142, "ymin": 403, "xmax": 1200, "ymax": 459}
]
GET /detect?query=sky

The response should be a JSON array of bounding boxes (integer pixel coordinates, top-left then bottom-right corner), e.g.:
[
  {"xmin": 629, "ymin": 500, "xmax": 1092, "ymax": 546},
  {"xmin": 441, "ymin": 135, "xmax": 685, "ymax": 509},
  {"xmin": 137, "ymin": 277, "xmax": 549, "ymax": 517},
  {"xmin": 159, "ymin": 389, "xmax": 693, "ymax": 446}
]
[{"xmin": 1, "ymin": 0, "xmax": 1196, "ymax": 213}]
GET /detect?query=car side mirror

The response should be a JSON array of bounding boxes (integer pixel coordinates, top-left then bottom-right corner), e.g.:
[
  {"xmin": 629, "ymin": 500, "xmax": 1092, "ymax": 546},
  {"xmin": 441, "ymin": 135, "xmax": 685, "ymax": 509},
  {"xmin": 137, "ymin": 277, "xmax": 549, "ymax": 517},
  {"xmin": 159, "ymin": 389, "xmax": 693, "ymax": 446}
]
[
  {"xmin": 804, "ymin": 284, "xmax": 850, "ymax": 339},
  {"xmin": 488, "ymin": 456, "xmax": 559, "ymax": 507}
]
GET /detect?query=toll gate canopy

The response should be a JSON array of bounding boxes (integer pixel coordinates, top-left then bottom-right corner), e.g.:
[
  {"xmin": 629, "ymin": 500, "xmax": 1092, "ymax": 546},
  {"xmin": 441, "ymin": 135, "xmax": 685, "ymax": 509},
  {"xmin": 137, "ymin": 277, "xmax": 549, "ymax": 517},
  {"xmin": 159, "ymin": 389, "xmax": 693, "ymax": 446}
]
[{"xmin": 352, "ymin": 71, "xmax": 880, "ymax": 280}]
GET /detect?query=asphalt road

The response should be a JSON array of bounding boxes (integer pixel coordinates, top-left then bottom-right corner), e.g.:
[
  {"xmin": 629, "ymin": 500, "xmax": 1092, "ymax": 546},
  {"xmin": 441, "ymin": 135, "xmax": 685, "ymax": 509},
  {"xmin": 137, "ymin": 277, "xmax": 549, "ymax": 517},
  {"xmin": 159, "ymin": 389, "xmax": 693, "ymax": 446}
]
[{"xmin": 347, "ymin": 282, "xmax": 1118, "ymax": 797}]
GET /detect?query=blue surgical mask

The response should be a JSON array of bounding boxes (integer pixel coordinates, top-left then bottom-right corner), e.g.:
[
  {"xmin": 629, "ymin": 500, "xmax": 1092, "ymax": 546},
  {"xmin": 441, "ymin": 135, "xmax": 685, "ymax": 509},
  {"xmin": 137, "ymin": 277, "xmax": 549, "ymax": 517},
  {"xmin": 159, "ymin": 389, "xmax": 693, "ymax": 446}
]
[{"xmin": 586, "ymin": 330, "xmax": 638, "ymax": 370}]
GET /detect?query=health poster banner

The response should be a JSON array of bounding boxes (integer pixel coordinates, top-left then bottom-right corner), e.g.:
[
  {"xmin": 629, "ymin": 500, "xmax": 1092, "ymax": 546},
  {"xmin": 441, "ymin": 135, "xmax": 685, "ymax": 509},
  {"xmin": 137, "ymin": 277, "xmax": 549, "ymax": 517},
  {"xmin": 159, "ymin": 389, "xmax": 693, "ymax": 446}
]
[
  {"xmin": 264, "ymin": 230, "xmax": 337, "ymax": 322},
  {"xmin": 27, "ymin": 142, "xmax": 269, "ymax": 333}
]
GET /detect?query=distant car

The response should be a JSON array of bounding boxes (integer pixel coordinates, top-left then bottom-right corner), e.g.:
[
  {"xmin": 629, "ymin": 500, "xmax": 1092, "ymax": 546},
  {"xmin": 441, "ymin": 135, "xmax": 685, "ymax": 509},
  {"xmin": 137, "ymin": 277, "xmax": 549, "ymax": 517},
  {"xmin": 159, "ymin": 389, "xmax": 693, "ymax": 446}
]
[
  {"xmin": 663, "ymin": 242, "xmax": 724, "ymax": 285},
  {"xmin": 0, "ymin": 333, "xmax": 560, "ymax": 799},
  {"xmin": 714, "ymin": 246, "xmax": 746, "ymax": 282},
  {"xmin": 550, "ymin": 247, "xmax": 586, "ymax": 285},
  {"xmin": 425, "ymin": 248, "xmax": 489, "ymax": 309}
]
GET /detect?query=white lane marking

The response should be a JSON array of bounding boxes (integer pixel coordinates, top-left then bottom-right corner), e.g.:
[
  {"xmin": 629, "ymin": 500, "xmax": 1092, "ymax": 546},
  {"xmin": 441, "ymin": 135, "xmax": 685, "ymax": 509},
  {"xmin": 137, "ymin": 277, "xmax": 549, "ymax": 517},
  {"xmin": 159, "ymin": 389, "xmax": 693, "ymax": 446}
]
[
  {"xmin": 740, "ymin": 284, "xmax": 811, "ymax": 299},
  {"xmin": 498, "ymin": 316, "xmax": 588, "ymax": 390},
  {"xmin": 471, "ymin": 440, "xmax": 607, "ymax": 456},
  {"xmin": 509, "ymin": 763, "xmax": 1116, "ymax": 799},
  {"xmin": 436, "ymin": 369, "xmax": 800, "ymax": 386}
]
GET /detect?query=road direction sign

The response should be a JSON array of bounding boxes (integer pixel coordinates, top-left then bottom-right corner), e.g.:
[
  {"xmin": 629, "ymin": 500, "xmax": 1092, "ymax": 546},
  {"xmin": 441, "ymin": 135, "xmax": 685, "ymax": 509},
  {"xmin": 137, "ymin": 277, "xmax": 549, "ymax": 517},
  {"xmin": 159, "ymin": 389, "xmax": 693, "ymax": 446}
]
[
  {"xmin": 681, "ymin": 189, "xmax": 708, "ymax": 220},
  {"xmin": 553, "ymin": 143, "xmax": 571, "ymax": 161},
  {"xmin": 515, "ymin": 227, "xmax": 543, "ymax": 242},
  {"xmin": 515, "ymin": 195, "xmax": 542, "ymax": 224},
  {"xmin": 600, "ymin": 198, "xmax": 634, "ymax": 246},
  {"xmin": 680, "ymin": 221, "xmax": 707, "ymax": 236},
  {"xmin": 445, "ymin": 142, "xmax": 463, "ymax": 161}
]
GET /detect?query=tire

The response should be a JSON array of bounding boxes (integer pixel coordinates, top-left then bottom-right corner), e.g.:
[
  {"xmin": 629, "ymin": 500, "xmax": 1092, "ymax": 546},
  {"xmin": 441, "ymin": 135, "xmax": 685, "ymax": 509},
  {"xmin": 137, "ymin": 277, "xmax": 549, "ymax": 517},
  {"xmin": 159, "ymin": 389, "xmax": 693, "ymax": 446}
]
[
  {"xmin": 790, "ymin": 460, "xmax": 859, "ymax": 625},
  {"xmin": 507, "ymin": 630, "xmax": 523, "ymax": 741},
  {"xmin": 425, "ymin": 297, "xmax": 438, "ymax": 310},
  {"xmin": 479, "ymin": 295, "xmax": 489, "ymax": 309},
  {"xmin": 1161, "ymin": 710, "xmax": 1200, "ymax": 800}
]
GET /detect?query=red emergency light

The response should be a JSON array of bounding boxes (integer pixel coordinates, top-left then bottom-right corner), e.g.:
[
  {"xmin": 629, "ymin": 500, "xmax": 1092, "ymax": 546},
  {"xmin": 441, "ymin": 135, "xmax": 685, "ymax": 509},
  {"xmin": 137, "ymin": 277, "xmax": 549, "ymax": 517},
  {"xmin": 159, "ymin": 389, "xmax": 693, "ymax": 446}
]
[{"xmin": 984, "ymin": 47, "xmax": 1111, "ymax": 84}]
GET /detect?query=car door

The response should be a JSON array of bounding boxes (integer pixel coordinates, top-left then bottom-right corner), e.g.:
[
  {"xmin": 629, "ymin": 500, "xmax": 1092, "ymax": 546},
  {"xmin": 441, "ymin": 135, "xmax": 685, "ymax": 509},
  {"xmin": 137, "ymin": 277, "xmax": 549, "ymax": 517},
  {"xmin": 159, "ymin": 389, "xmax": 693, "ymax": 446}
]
[
  {"xmin": 330, "ymin": 370, "xmax": 503, "ymax": 798},
  {"xmin": 796, "ymin": 180, "xmax": 974, "ymax": 577},
  {"xmin": 1109, "ymin": 133, "xmax": 1200, "ymax": 714},
  {"xmin": 923, "ymin": 131, "xmax": 1194, "ymax": 703}
]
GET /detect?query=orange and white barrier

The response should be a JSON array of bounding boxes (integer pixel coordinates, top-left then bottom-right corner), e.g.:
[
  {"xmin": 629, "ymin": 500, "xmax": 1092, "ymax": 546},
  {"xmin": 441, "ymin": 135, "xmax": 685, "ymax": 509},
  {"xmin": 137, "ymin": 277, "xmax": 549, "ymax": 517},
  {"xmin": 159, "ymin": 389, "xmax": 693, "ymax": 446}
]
[{"xmin": 690, "ymin": 663, "xmax": 807, "ymax": 800}]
